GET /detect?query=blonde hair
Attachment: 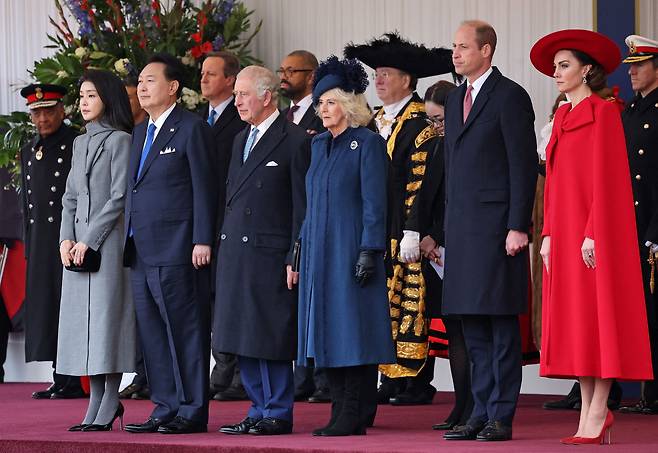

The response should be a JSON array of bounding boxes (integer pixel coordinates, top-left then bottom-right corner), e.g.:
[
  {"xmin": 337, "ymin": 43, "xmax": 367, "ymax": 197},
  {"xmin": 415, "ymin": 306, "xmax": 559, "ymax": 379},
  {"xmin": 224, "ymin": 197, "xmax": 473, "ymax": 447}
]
[{"xmin": 315, "ymin": 88, "xmax": 371, "ymax": 127}]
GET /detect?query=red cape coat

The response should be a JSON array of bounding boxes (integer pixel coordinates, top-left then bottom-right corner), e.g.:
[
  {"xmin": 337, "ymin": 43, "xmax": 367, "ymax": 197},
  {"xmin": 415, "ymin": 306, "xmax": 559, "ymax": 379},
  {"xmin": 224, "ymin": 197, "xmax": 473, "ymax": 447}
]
[{"xmin": 540, "ymin": 95, "xmax": 652, "ymax": 380}]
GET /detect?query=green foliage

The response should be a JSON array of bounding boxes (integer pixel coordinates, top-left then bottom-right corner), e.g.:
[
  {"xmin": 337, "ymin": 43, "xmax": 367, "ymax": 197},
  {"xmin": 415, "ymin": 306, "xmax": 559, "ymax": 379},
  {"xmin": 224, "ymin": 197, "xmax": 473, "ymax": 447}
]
[{"xmin": 0, "ymin": 0, "xmax": 263, "ymax": 186}]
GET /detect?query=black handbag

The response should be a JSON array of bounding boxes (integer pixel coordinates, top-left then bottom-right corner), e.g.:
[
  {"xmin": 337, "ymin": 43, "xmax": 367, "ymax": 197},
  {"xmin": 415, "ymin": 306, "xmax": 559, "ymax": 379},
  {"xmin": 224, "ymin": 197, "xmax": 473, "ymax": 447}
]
[{"xmin": 65, "ymin": 247, "xmax": 101, "ymax": 273}]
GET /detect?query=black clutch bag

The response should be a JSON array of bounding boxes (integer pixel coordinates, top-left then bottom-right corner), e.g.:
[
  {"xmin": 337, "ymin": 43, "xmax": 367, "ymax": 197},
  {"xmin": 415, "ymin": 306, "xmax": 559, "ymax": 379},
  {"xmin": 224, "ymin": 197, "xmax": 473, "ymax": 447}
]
[
  {"xmin": 292, "ymin": 239, "xmax": 301, "ymax": 272},
  {"xmin": 65, "ymin": 247, "xmax": 101, "ymax": 273}
]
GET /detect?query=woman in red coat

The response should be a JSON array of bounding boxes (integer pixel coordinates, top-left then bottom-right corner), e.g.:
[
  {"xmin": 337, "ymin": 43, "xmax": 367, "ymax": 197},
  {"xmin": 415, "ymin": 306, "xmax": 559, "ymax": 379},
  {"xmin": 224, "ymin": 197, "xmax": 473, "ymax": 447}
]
[{"xmin": 531, "ymin": 30, "xmax": 653, "ymax": 445}]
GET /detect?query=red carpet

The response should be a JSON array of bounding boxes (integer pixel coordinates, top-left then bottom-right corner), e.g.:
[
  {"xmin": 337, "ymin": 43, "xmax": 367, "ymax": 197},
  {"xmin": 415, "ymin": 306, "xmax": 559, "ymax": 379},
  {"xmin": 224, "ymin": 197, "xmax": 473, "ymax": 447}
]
[{"xmin": 0, "ymin": 383, "xmax": 656, "ymax": 452}]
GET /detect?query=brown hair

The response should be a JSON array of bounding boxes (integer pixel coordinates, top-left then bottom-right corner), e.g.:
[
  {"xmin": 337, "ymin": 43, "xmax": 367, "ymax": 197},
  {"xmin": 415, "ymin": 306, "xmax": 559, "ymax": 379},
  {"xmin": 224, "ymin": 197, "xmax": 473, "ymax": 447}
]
[
  {"xmin": 570, "ymin": 49, "xmax": 607, "ymax": 92},
  {"xmin": 424, "ymin": 80, "xmax": 457, "ymax": 106},
  {"xmin": 205, "ymin": 51, "xmax": 241, "ymax": 78},
  {"xmin": 462, "ymin": 20, "xmax": 497, "ymax": 56}
]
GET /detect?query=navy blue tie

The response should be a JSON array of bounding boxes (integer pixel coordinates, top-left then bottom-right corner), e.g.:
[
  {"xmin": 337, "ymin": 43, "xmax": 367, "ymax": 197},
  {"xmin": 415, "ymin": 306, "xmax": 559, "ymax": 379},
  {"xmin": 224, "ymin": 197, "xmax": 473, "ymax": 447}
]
[
  {"xmin": 137, "ymin": 123, "xmax": 157, "ymax": 178},
  {"xmin": 208, "ymin": 109, "xmax": 217, "ymax": 126}
]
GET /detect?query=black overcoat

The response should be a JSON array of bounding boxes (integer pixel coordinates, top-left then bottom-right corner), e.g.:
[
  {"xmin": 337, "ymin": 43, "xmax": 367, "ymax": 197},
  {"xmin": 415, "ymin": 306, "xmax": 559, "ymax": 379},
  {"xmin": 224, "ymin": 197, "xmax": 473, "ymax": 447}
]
[
  {"xmin": 20, "ymin": 124, "xmax": 77, "ymax": 361},
  {"xmin": 442, "ymin": 67, "xmax": 537, "ymax": 315},
  {"xmin": 213, "ymin": 113, "xmax": 310, "ymax": 361}
]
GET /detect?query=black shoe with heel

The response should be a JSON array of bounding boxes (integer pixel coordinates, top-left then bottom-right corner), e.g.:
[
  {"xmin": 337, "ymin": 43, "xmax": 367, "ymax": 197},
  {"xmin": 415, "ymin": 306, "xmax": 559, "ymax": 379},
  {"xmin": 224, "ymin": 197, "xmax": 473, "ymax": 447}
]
[{"xmin": 82, "ymin": 402, "xmax": 125, "ymax": 431}]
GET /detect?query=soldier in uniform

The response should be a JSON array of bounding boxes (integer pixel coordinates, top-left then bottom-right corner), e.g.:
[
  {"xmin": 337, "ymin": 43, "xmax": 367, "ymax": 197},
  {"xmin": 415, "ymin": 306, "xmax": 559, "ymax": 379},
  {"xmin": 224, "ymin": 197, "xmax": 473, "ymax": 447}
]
[
  {"xmin": 618, "ymin": 35, "xmax": 658, "ymax": 415},
  {"xmin": 345, "ymin": 33, "xmax": 458, "ymax": 406},
  {"xmin": 19, "ymin": 84, "xmax": 84, "ymax": 399}
]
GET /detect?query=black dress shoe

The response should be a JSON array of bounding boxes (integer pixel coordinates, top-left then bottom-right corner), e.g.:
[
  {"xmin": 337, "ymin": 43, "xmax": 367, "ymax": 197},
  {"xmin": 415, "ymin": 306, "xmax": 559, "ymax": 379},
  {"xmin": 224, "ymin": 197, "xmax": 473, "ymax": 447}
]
[
  {"xmin": 390, "ymin": 389, "xmax": 435, "ymax": 406},
  {"xmin": 543, "ymin": 383, "xmax": 581, "ymax": 410},
  {"xmin": 307, "ymin": 388, "xmax": 331, "ymax": 403},
  {"xmin": 294, "ymin": 391, "xmax": 313, "ymax": 402},
  {"xmin": 119, "ymin": 383, "xmax": 142, "ymax": 399},
  {"xmin": 32, "ymin": 384, "xmax": 61, "ymax": 399},
  {"xmin": 125, "ymin": 417, "xmax": 167, "ymax": 433},
  {"xmin": 50, "ymin": 386, "xmax": 86, "ymax": 399},
  {"xmin": 619, "ymin": 400, "xmax": 658, "ymax": 415},
  {"xmin": 157, "ymin": 416, "xmax": 207, "ymax": 434},
  {"xmin": 219, "ymin": 417, "xmax": 260, "ymax": 435},
  {"xmin": 432, "ymin": 420, "xmax": 457, "ymax": 430},
  {"xmin": 132, "ymin": 386, "xmax": 151, "ymax": 400},
  {"xmin": 213, "ymin": 385, "xmax": 248, "ymax": 401},
  {"xmin": 443, "ymin": 422, "xmax": 485, "ymax": 440},
  {"xmin": 476, "ymin": 420, "xmax": 512, "ymax": 441},
  {"xmin": 248, "ymin": 417, "xmax": 293, "ymax": 435}
]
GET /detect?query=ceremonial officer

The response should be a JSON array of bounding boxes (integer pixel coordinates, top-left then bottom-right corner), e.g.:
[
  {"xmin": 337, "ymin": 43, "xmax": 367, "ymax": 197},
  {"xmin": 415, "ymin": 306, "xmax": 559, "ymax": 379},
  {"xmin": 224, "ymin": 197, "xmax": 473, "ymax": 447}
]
[
  {"xmin": 199, "ymin": 50, "xmax": 249, "ymax": 402},
  {"xmin": 619, "ymin": 34, "xmax": 658, "ymax": 415},
  {"xmin": 345, "ymin": 33, "xmax": 457, "ymax": 406},
  {"xmin": 214, "ymin": 65, "xmax": 310, "ymax": 436},
  {"xmin": 19, "ymin": 84, "xmax": 84, "ymax": 399}
]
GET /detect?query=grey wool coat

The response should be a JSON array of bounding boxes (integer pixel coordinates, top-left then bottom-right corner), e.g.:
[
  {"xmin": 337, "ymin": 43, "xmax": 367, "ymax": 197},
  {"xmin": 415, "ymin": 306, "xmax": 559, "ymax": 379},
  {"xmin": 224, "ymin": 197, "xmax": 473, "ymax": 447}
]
[{"xmin": 56, "ymin": 121, "xmax": 136, "ymax": 376}]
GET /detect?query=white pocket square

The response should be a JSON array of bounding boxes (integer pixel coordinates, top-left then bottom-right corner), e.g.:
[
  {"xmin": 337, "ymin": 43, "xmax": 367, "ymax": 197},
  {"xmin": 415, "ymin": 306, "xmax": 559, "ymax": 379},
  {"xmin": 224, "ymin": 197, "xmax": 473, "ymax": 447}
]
[
  {"xmin": 160, "ymin": 147, "xmax": 176, "ymax": 155},
  {"xmin": 265, "ymin": 161, "xmax": 278, "ymax": 167}
]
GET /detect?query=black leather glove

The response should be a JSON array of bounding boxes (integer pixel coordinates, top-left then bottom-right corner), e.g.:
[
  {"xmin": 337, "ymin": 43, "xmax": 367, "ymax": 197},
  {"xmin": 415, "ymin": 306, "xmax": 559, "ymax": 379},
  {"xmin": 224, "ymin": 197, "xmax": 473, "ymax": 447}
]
[{"xmin": 354, "ymin": 250, "xmax": 378, "ymax": 287}]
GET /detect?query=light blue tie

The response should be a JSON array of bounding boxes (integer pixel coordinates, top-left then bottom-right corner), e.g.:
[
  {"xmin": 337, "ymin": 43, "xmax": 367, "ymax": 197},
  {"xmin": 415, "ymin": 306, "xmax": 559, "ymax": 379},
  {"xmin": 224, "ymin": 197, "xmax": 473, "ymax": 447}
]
[
  {"xmin": 137, "ymin": 123, "xmax": 157, "ymax": 178},
  {"xmin": 207, "ymin": 109, "xmax": 217, "ymax": 126},
  {"xmin": 242, "ymin": 127, "xmax": 259, "ymax": 163}
]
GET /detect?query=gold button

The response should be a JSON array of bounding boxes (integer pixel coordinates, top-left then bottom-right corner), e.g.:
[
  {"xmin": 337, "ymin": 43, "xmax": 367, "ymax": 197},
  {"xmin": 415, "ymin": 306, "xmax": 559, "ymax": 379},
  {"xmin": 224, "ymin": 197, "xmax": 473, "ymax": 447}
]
[
  {"xmin": 644, "ymin": 123, "xmax": 650, "ymax": 129},
  {"xmin": 635, "ymin": 201, "xmax": 639, "ymax": 206},
  {"xmin": 639, "ymin": 149, "xmax": 644, "ymax": 155},
  {"xmin": 636, "ymin": 174, "xmax": 642, "ymax": 180}
]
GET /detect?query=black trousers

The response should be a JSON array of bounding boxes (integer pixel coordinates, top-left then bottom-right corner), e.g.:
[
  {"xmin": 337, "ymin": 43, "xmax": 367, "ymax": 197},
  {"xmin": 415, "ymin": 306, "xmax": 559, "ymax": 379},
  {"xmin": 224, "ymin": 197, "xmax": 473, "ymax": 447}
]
[{"xmin": 0, "ymin": 297, "xmax": 10, "ymax": 383}]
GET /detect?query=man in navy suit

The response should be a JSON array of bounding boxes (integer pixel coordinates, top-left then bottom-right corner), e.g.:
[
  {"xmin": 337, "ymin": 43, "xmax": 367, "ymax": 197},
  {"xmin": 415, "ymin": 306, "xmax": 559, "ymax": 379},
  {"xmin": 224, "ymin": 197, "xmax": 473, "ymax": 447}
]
[
  {"xmin": 442, "ymin": 21, "xmax": 536, "ymax": 442},
  {"xmin": 123, "ymin": 53, "xmax": 216, "ymax": 434},
  {"xmin": 199, "ymin": 50, "xmax": 249, "ymax": 402},
  {"xmin": 214, "ymin": 65, "xmax": 310, "ymax": 436}
]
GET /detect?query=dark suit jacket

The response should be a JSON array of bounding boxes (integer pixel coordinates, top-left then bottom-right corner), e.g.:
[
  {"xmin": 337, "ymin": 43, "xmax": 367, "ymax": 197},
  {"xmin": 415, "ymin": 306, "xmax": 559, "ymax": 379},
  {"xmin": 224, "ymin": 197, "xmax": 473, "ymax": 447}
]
[
  {"xmin": 213, "ymin": 113, "xmax": 311, "ymax": 360},
  {"xmin": 442, "ymin": 67, "xmax": 537, "ymax": 315},
  {"xmin": 282, "ymin": 105, "xmax": 326, "ymax": 134},
  {"xmin": 199, "ymin": 101, "xmax": 248, "ymax": 232},
  {"xmin": 124, "ymin": 105, "xmax": 217, "ymax": 266}
]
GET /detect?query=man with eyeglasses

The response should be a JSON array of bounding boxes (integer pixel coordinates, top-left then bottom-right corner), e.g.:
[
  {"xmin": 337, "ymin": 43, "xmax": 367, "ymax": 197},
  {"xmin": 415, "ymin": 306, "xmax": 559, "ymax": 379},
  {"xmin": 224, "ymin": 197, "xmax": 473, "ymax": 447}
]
[
  {"xmin": 345, "ymin": 32, "xmax": 458, "ymax": 410},
  {"xmin": 278, "ymin": 50, "xmax": 325, "ymax": 135}
]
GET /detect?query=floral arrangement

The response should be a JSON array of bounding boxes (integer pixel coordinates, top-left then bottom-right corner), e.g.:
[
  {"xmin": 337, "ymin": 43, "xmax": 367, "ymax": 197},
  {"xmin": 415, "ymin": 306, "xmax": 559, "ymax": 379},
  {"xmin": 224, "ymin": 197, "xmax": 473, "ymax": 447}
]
[{"xmin": 0, "ymin": 0, "xmax": 261, "ymax": 186}]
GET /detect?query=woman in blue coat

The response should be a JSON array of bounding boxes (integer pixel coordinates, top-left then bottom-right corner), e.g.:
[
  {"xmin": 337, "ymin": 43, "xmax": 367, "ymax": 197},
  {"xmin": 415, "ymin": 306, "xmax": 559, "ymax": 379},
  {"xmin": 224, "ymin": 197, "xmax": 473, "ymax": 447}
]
[{"xmin": 297, "ymin": 56, "xmax": 395, "ymax": 436}]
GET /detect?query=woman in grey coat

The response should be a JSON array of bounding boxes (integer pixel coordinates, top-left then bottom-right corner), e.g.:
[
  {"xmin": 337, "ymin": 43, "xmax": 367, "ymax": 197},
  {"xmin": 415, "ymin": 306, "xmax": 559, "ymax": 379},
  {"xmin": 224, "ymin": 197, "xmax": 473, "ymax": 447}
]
[{"xmin": 57, "ymin": 70, "xmax": 135, "ymax": 431}]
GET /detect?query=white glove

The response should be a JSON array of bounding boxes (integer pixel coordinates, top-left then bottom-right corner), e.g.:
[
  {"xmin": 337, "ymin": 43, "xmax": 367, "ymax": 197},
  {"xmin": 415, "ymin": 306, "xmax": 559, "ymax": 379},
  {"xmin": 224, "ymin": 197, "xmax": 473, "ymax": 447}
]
[
  {"xmin": 647, "ymin": 241, "xmax": 658, "ymax": 254},
  {"xmin": 399, "ymin": 230, "xmax": 420, "ymax": 263}
]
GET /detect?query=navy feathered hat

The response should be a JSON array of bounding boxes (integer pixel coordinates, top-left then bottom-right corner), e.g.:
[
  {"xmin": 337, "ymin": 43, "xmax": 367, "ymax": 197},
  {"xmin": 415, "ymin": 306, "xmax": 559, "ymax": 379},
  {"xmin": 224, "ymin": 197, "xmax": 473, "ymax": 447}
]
[
  {"xmin": 312, "ymin": 56, "xmax": 369, "ymax": 105},
  {"xmin": 344, "ymin": 32, "xmax": 458, "ymax": 80}
]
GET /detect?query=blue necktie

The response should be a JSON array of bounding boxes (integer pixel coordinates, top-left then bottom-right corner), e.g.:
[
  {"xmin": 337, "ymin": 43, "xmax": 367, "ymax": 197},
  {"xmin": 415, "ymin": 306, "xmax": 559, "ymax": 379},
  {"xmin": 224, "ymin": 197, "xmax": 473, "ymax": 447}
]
[
  {"xmin": 208, "ymin": 109, "xmax": 217, "ymax": 126},
  {"xmin": 137, "ymin": 123, "xmax": 157, "ymax": 178},
  {"xmin": 242, "ymin": 127, "xmax": 259, "ymax": 162}
]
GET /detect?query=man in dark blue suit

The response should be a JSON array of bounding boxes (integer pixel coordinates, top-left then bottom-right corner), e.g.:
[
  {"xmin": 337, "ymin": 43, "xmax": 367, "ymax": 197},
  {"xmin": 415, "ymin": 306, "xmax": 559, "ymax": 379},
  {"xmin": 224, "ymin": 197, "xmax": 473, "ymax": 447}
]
[
  {"xmin": 214, "ymin": 65, "xmax": 310, "ymax": 436},
  {"xmin": 123, "ymin": 53, "xmax": 217, "ymax": 434},
  {"xmin": 442, "ymin": 21, "xmax": 537, "ymax": 442}
]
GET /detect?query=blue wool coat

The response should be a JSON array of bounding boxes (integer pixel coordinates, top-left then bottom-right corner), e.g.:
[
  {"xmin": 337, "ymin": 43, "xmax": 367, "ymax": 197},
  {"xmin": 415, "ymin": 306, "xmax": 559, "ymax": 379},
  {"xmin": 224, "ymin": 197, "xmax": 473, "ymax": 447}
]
[{"xmin": 297, "ymin": 126, "xmax": 395, "ymax": 368}]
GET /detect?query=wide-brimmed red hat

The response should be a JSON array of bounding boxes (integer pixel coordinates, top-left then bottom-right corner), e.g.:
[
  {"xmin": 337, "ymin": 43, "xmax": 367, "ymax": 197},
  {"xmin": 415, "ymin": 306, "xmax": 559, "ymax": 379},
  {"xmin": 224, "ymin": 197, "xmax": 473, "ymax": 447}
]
[{"xmin": 530, "ymin": 29, "xmax": 621, "ymax": 77}]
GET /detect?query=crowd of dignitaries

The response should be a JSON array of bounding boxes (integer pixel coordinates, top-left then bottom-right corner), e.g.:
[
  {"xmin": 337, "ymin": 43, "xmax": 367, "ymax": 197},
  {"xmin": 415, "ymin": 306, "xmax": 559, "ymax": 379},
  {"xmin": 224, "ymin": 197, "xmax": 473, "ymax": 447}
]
[{"xmin": 9, "ymin": 17, "xmax": 658, "ymax": 444}]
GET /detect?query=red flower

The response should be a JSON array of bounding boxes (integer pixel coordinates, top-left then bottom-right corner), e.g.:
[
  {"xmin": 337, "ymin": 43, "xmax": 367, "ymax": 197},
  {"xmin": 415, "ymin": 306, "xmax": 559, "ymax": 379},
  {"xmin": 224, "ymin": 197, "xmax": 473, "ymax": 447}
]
[
  {"xmin": 198, "ymin": 11, "xmax": 208, "ymax": 27},
  {"xmin": 152, "ymin": 0, "xmax": 160, "ymax": 11},
  {"xmin": 191, "ymin": 32, "xmax": 202, "ymax": 43},
  {"xmin": 153, "ymin": 15, "xmax": 161, "ymax": 27},
  {"xmin": 190, "ymin": 41, "xmax": 213, "ymax": 59},
  {"xmin": 81, "ymin": 0, "xmax": 89, "ymax": 10}
]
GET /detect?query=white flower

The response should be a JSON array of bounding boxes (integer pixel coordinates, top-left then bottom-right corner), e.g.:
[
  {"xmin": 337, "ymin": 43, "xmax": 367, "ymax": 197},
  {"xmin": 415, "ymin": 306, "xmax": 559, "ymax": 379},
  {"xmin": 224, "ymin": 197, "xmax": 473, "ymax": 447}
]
[
  {"xmin": 114, "ymin": 58, "xmax": 130, "ymax": 75},
  {"xmin": 180, "ymin": 51, "xmax": 195, "ymax": 67},
  {"xmin": 180, "ymin": 87, "xmax": 202, "ymax": 110},
  {"xmin": 56, "ymin": 70, "xmax": 69, "ymax": 78},
  {"xmin": 74, "ymin": 47, "xmax": 89, "ymax": 59}
]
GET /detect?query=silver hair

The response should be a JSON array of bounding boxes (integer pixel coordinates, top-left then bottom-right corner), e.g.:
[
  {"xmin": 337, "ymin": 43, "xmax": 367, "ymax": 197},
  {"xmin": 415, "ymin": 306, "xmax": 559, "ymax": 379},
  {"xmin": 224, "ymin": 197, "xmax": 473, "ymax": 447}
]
[
  {"xmin": 315, "ymin": 88, "xmax": 372, "ymax": 128},
  {"xmin": 238, "ymin": 65, "xmax": 279, "ymax": 103}
]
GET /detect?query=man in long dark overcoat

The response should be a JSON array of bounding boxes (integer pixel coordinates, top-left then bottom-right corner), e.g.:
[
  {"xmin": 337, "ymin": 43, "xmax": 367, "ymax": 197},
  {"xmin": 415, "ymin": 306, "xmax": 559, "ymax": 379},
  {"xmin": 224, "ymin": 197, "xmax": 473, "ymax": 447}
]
[
  {"xmin": 214, "ymin": 65, "xmax": 310, "ymax": 436},
  {"xmin": 442, "ymin": 21, "xmax": 537, "ymax": 442}
]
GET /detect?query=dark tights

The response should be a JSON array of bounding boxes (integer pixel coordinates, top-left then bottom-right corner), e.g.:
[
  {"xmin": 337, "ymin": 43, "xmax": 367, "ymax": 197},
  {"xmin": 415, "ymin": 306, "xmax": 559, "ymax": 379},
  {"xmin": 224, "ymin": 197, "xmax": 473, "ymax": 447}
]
[{"xmin": 443, "ymin": 317, "xmax": 473, "ymax": 425}]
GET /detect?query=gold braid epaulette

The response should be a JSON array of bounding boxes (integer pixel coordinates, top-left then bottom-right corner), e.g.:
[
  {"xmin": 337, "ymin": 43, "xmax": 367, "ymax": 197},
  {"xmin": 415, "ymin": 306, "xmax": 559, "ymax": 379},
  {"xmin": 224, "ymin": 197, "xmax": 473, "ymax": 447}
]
[
  {"xmin": 385, "ymin": 102, "xmax": 425, "ymax": 159},
  {"xmin": 415, "ymin": 125, "xmax": 437, "ymax": 148}
]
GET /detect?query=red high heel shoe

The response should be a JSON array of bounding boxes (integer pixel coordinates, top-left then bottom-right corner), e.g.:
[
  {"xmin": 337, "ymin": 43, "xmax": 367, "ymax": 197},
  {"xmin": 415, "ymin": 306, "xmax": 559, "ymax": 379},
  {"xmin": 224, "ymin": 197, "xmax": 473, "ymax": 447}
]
[{"xmin": 570, "ymin": 411, "xmax": 614, "ymax": 445}]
